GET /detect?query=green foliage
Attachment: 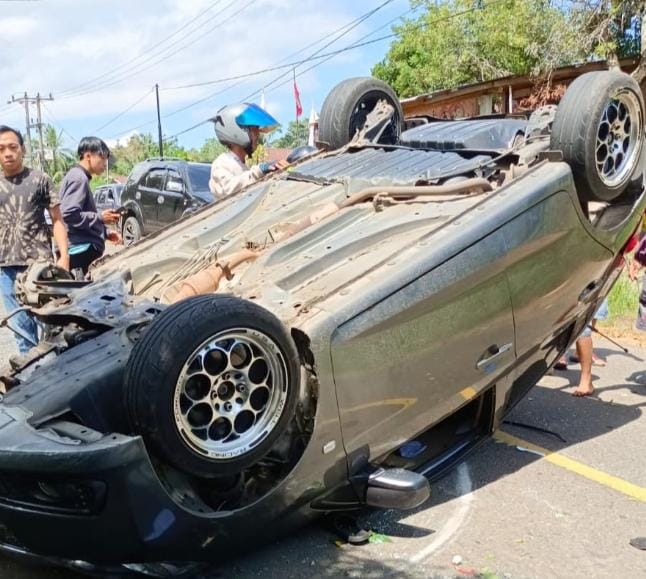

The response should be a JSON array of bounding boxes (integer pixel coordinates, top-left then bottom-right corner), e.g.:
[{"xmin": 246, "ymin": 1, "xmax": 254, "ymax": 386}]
[
  {"xmin": 372, "ymin": 0, "xmax": 588, "ymax": 97},
  {"xmin": 607, "ymin": 270, "xmax": 640, "ymax": 320},
  {"xmin": 43, "ymin": 124, "xmax": 75, "ymax": 185},
  {"xmin": 271, "ymin": 120, "xmax": 308, "ymax": 149},
  {"xmin": 186, "ymin": 137, "xmax": 228, "ymax": 163},
  {"xmin": 108, "ymin": 134, "xmax": 228, "ymax": 177}
]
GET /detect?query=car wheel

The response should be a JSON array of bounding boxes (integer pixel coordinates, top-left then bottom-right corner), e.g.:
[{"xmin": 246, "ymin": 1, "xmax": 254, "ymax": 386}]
[
  {"xmin": 124, "ymin": 295, "xmax": 300, "ymax": 478},
  {"xmin": 319, "ymin": 77, "xmax": 404, "ymax": 150},
  {"xmin": 122, "ymin": 215, "xmax": 142, "ymax": 246},
  {"xmin": 551, "ymin": 70, "xmax": 645, "ymax": 202}
]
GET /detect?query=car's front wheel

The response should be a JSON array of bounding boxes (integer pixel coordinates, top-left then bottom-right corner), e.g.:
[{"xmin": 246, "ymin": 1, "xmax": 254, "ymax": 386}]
[
  {"xmin": 551, "ymin": 70, "xmax": 645, "ymax": 202},
  {"xmin": 122, "ymin": 215, "xmax": 142, "ymax": 246},
  {"xmin": 124, "ymin": 295, "xmax": 300, "ymax": 478}
]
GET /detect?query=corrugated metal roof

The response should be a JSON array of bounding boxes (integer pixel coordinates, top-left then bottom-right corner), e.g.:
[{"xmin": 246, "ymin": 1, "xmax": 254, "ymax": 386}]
[{"xmin": 296, "ymin": 147, "xmax": 491, "ymax": 185}]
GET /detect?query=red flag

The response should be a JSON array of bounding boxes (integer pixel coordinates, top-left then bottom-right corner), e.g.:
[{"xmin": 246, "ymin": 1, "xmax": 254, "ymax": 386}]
[{"xmin": 293, "ymin": 78, "xmax": 303, "ymax": 118}]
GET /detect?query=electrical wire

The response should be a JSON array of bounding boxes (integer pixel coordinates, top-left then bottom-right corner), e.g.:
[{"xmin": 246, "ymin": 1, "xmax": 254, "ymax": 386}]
[
  {"xmin": 93, "ymin": 88, "xmax": 153, "ymax": 133},
  {"xmin": 59, "ymin": 0, "xmax": 255, "ymax": 100},
  {"xmin": 57, "ymin": 0, "xmax": 226, "ymax": 97},
  {"xmin": 108, "ymin": 0, "xmax": 400, "ymax": 140},
  {"xmin": 169, "ymin": 0, "xmax": 506, "ymax": 139},
  {"xmin": 41, "ymin": 102, "xmax": 78, "ymax": 143}
]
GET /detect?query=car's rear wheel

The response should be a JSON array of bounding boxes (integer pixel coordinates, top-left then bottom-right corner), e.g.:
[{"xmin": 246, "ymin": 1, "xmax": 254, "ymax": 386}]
[
  {"xmin": 122, "ymin": 215, "xmax": 142, "ymax": 246},
  {"xmin": 551, "ymin": 70, "xmax": 645, "ymax": 202},
  {"xmin": 124, "ymin": 295, "xmax": 300, "ymax": 478},
  {"xmin": 319, "ymin": 77, "xmax": 404, "ymax": 150}
]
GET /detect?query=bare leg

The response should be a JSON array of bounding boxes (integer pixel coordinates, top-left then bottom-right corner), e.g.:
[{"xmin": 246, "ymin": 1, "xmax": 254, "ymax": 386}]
[{"xmin": 573, "ymin": 335, "xmax": 594, "ymax": 396}]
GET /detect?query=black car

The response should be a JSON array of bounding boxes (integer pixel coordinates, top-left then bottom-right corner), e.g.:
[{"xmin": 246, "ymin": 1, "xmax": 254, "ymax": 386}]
[{"xmin": 119, "ymin": 158, "xmax": 214, "ymax": 245}]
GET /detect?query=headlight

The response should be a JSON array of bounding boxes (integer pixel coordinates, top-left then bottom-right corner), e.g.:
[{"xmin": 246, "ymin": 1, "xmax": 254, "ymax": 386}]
[{"xmin": 0, "ymin": 473, "xmax": 106, "ymax": 515}]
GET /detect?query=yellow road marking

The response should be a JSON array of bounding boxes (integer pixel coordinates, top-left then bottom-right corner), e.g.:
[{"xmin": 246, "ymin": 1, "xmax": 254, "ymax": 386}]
[
  {"xmin": 494, "ymin": 430, "xmax": 646, "ymax": 503},
  {"xmin": 460, "ymin": 387, "xmax": 477, "ymax": 400}
]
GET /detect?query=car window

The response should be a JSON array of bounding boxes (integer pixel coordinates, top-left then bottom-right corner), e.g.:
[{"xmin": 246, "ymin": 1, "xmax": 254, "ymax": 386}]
[
  {"xmin": 144, "ymin": 169, "xmax": 166, "ymax": 190},
  {"xmin": 166, "ymin": 169, "xmax": 185, "ymax": 193},
  {"xmin": 187, "ymin": 164, "xmax": 211, "ymax": 192},
  {"xmin": 95, "ymin": 189, "xmax": 105, "ymax": 204}
]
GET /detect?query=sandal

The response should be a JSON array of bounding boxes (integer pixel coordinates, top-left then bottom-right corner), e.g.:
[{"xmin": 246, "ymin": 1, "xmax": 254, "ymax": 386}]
[{"xmin": 328, "ymin": 514, "xmax": 371, "ymax": 545}]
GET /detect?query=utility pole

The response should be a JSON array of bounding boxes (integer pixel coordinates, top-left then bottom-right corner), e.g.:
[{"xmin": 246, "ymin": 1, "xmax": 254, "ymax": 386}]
[
  {"xmin": 155, "ymin": 84, "xmax": 163, "ymax": 157},
  {"xmin": 35, "ymin": 94, "xmax": 47, "ymax": 172},
  {"xmin": 7, "ymin": 92, "xmax": 54, "ymax": 170}
]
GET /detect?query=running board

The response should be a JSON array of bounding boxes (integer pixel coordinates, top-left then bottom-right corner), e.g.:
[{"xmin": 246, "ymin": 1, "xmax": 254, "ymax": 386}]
[{"xmin": 363, "ymin": 467, "xmax": 430, "ymax": 510}]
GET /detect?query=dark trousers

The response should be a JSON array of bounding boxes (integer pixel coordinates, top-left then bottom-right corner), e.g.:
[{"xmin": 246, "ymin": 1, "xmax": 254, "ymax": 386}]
[{"xmin": 70, "ymin": 246, "xmax": 103, "ymax": 276}]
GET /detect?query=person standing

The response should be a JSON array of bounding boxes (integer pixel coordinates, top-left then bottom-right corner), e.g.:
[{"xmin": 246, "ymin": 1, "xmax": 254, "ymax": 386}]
[
  {"xmin": 209, "ymin": 103, "xmax": 288, "ymax": 198},
  {"xmin": 59, "ymin": 137, "xmax": 120, "ymax": 275},
  {"xmin": 629, "ymin": 237, "xmax": 646, "ymax": 330},
  {"xmin": 0, "ymin": 125, "xmax": 69, "ymax": 353}
]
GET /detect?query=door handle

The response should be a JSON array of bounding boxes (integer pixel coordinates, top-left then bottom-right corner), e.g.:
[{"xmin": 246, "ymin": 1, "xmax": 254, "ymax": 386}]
[
  {"xmin": 578, "ymin": 280, "xmax": 601, "ymax": 304},
  {"xmin": 476, "ymin": 342, "xmax": 513, "ymax": 370}
]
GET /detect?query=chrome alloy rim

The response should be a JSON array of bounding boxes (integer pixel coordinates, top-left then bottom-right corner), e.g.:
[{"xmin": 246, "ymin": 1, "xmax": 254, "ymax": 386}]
[
  {"xmin": 123, "ymin": 220, "xmax": 138, "ymax": 246},
  {"xmin": 173, "ymin": 329, "xmax": 289, "ymax": 459},
  {"xmin": 596, "ymin": 89, "xmax": 643, "ymax": 188}
]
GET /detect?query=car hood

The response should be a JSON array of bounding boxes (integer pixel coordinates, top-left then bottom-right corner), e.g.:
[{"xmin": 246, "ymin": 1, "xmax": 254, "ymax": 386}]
[{"xmin": 191, "ymin": 188, "xmax": 215, "ymax": 205}]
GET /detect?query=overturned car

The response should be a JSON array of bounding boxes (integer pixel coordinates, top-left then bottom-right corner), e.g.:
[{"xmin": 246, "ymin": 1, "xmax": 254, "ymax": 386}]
[{"xmin": 0, "ymin": 70, "xmax": 644, "ymax": 576}]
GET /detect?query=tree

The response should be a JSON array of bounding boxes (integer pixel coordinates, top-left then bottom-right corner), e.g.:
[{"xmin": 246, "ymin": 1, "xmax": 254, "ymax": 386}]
[
  {"xmin": 44, "ymin": 125, "xmax": 75, "ymax": 184},
  {"xmin": 187, "ymin": 137, "xmax": 227, "ymax": 163},
  {"xmin": 372, "ymin": 0, "xmax": 589, "ymax": 97},
  {"xmin": 270, "ymin": 121, "xmax": 308, "ymax": 149}
]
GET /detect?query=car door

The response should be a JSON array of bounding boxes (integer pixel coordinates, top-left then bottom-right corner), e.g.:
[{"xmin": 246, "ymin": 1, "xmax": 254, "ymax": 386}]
[
  {"xmin": 137, "ymin": 168, "xmax": 167, "ymax": 232},
  {"xmin": 331, "ymin": 226, "xmax": 516, "ymax": 460},
  {"xmin": 158, "ymin": 169, "xmax": 189, "ymax": 227},
  {"xmin": 501, "ymin": 184, "xmax": 613, "ymax": 408}
]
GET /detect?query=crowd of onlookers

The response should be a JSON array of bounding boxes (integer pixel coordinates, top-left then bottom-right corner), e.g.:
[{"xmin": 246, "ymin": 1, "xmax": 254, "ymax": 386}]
[{"xmin": 0, "ymin": 125, "xmax": 123, "ymax": 354}]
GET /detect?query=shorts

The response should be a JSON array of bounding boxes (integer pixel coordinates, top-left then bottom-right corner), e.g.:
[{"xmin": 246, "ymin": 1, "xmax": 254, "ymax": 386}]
[{"xmin": 581, "ymin": 298, "xmax": 609, "ymax": 337}]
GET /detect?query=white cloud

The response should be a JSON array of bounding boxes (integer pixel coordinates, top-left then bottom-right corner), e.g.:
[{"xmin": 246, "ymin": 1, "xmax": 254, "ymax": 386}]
[{"xmin": 0, "ymin": 0, "xmax": 399, "ymax": 145}]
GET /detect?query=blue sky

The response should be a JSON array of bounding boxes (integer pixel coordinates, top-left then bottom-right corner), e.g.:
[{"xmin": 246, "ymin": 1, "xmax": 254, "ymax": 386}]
[{"xmin": 0, "ymin": 0, "xmax": 415, "ymax": 150}]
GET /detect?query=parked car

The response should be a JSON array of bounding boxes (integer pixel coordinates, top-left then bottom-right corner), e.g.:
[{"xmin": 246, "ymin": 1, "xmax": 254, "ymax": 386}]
[
  {"xmin": 119, "ymin": 158, "xmax": 214, "ymax": 245},
  {"xmin": 1, "ymin": 71, "xmax": 645, "ymax": 577},
  {"xmin": 92, "ymin": 183, "xmax": 124, "ymax": 230}
]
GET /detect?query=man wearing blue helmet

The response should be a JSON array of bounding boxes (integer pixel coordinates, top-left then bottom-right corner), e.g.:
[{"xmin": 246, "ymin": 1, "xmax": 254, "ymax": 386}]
[{"xmin": 209, "ymin": 103, "xmax": 288, "ymax": 198}]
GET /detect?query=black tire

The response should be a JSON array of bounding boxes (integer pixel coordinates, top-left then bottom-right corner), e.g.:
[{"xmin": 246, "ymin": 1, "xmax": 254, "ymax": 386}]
[
  {"xmin": 319, "ymin": 77, "xmax": 404, "ymax": 150},
  {"xmin": 124, "ymin": 295, "xmax": 300, "ymax": 479},
  {"xmin": 551, "ymin": 70, "xmax": 645, "ymax": 202},
  {"xmin": 122, "ymin": 215, "xmax": 142, "ymax": 246}
]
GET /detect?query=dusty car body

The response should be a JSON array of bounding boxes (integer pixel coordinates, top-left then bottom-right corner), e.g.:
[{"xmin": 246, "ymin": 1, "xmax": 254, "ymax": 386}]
[{"xmin": 0, "ymin": 71, "xmax": 644, "ymax": 576}]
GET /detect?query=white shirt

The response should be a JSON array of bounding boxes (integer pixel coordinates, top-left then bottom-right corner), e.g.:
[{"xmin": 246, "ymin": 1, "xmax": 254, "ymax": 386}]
[{"xmin": 209, "ymin": 152, "xmax": 264, "ymax": 199}]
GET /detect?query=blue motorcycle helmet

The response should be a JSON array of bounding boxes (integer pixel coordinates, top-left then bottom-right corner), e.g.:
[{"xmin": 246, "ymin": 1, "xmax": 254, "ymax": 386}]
[{"xmin": 211, "ymin": 103, "xmax": 280, "ymax": 156}]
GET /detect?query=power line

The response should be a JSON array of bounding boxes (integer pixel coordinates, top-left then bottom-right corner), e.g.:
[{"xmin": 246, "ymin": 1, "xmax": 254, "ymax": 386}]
[
  {"xmin": 57, "ymin": 0, "xmax": 226, "ymax": 98},
  {"xmin": 93, "ymin": 88, "xmax": 153, "ymax": 133},
  {"xmin": 59, "ymin": 0, "xmax": 256, "ymax": 100},
  {"xmin": 164, "ymin": 0, "xmax": 399, "ymax": 91},
  {"xmin": 107, "ymin": 0, "xmax": 399, "ymax": 140},
  {"xmin": 42, "ymin": 102, "xmax": 78, "ymax": 143},
  {"xmin": 169, "ymin": 0, "xmax": 506, "ymax": 139},
  {"xmin": 166, "ymin": 0, "xmax": 398, "ymax": 138}
]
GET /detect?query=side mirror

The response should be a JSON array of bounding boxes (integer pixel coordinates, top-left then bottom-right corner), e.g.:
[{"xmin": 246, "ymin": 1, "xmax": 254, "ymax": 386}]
[{"xmin": 167, "ymin": 180, "xmax": 184, "ymax": 193}]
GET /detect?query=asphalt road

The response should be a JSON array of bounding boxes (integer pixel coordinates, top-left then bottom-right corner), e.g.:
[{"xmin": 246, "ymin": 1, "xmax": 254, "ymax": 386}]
[{"xmin": 0, "ymin": 318, "xmax": 645, "ymax": 578}]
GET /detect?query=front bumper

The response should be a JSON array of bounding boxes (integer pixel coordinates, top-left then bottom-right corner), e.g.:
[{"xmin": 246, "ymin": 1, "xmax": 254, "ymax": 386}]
[{"xmin": 0, "ymin": 405, "xmax": 251, "ymax": 566}]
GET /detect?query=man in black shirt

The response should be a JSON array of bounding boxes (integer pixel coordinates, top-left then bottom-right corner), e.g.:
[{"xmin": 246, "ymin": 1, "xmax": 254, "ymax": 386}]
[
  {"xmin": 0, "ymin": 125, "xmax": 69, "ymax": 353},
  {"xmin": 59, "ymin": 137, "xmax": 120, "ymax": 274}
]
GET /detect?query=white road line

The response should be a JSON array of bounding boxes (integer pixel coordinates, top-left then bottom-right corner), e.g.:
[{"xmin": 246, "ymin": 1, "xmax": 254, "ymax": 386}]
[{"xmin": 409, "ymin": 462, "xmax": 474, "ymax": 565}]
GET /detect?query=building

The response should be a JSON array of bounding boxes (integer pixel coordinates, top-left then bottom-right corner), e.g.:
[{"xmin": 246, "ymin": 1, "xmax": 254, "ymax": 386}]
[{"xmin": 401, "ymin": 57, "xmax": 641, "ymax": 120}]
